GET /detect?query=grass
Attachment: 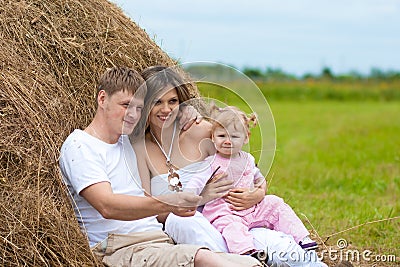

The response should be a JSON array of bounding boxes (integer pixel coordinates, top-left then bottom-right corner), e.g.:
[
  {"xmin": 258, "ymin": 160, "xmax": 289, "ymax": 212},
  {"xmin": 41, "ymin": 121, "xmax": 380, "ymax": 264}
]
[
  {"xmin": 198, "ymin": 82, "xmax": 400, "ymax": 264},
  {"xmin": 258, "ymin": 79, "xmax": 400, "ymax": 101},
  {"xmin": 267, "ymin": 101, "xmax": 399, "ymax": 253}
]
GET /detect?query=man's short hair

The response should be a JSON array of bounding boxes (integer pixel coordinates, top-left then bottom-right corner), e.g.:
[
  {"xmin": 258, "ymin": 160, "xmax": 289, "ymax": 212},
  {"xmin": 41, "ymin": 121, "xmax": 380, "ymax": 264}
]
[{"xmin": 97, "ymin": 67, "xmax": 146, "ymax": 99}]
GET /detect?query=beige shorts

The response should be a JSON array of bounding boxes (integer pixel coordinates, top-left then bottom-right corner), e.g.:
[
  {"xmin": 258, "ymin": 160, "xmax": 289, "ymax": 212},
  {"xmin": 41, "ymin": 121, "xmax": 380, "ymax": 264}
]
[
  {"xmin": 92, "ymin": 230, "xmax": 204, "ymax": 267},
  {"xmin": 92, "ymin": 230, "xmax": 261, "ymax": 266}
]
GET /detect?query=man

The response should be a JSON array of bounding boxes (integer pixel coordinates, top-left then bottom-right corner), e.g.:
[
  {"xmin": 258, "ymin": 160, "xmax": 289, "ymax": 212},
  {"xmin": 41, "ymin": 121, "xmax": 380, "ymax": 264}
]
[{"xmin": 59, "ymin": 67, "xmax": 261, "ymax": 266}]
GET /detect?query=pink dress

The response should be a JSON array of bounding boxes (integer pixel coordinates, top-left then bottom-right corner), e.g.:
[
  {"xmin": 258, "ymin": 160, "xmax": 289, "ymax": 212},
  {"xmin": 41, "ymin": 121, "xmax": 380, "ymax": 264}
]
[{"xmin": 189, "ymin": 152, "xmax": 310, "ymax": 255}]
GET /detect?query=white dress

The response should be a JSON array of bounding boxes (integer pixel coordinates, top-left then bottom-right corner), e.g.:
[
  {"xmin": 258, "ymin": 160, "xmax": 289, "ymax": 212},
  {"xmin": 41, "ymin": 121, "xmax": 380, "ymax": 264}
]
[
  {"xmin": 151, "ymin": 161, "xmax": 327, "ymax": 267},
  {"xmin": 151, "ymin": 161, "xmax": 230, "ymax": 251}
]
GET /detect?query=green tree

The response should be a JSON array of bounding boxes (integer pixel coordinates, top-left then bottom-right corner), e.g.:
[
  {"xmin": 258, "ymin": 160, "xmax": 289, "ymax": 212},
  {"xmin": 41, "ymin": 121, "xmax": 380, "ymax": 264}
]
[
  {"xmin": 243, "ymin": 67, "xmax": 264, "ymax": 79},
  {"xmin": 321, "ymin": 66, "xmax": 334, "ymax": 79}
]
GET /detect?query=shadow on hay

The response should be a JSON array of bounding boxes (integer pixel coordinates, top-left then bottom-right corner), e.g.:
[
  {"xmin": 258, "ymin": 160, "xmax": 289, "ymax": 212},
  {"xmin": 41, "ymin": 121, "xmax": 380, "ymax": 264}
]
[{"xmin": 0, "ymin": 0, "xmax": 197, "ymax": 265}]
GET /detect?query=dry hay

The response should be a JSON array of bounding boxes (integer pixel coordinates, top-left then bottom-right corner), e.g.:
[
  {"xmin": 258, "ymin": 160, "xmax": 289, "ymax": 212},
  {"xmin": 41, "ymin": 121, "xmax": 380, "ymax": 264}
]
[{"xmin": 0, "ymin": 0, "xmax": 199, "ymax": 266}]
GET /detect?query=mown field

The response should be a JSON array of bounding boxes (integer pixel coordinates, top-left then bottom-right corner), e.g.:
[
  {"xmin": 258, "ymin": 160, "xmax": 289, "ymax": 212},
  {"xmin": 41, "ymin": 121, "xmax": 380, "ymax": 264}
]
[{"xmin": 198, "ymin": 80, "xmax": 399, "ymax": 266}]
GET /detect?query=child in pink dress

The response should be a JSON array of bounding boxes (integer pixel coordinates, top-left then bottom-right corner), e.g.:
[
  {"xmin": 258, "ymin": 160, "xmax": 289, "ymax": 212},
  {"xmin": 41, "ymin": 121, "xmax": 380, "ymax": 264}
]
[{"xmin": 186, "ymin": 105, "xmax": 318, "ymax": 257}]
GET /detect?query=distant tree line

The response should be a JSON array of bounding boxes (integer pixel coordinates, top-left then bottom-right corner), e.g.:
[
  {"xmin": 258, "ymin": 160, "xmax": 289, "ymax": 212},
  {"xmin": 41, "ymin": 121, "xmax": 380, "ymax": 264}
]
[{"xmin": 242, "ymin": 66, "xmax": 400, "ymax": 81}]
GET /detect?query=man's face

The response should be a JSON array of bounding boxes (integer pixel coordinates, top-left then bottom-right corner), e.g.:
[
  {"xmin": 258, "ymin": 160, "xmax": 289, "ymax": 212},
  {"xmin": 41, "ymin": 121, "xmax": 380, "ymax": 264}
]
[{"xmin": 102, "ymin": 90, "xmax": 144, "ymax": 136}]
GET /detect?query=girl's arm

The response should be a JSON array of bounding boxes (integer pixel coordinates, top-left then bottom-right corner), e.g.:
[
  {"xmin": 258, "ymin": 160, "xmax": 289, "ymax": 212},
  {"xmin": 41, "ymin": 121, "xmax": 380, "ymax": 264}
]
[
  {"xmin": 224, "ymin": 156, "xmax": 267, "ymax": 211},
  {"xmin": 223, "ymin": 186, "xmax": 265, "ymax": 211},
  {"xmin": 254, "ymin": 171, "xmax": 267, "ymax": 194}
]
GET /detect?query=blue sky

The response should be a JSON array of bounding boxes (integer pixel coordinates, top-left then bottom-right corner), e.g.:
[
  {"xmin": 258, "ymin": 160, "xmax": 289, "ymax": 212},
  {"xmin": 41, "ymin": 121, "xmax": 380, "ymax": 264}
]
[{"xmin": 110, "ymin": 0, "xmax": 400, "ymax": 76}]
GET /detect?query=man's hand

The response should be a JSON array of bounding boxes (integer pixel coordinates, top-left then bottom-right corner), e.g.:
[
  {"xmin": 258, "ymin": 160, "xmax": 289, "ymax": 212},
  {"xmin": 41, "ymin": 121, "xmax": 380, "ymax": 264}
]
[
  {"xmin": 178, "ymin": 104, "xmax": 203, "ymax": 131},
  {"xmin": 156, "ymin": 192, "xmax": 202, "ymax": 217},
  {"xmin": 223, "ymin": 187, "xmax": 264, "ymax": 211}
]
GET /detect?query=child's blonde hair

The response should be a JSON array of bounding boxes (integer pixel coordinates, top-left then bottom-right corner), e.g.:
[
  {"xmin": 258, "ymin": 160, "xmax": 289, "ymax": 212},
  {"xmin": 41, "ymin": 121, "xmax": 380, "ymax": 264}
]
[{"xmin": 209, "ymin": 103, "xmax": 257, "ymax": 136}]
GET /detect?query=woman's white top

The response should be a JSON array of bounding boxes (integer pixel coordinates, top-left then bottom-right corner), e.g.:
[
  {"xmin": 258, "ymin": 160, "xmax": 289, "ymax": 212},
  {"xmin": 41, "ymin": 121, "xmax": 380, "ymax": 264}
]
[{"xmin": 151, "ymin": 160, "xmax": 211, "ymax": 196}]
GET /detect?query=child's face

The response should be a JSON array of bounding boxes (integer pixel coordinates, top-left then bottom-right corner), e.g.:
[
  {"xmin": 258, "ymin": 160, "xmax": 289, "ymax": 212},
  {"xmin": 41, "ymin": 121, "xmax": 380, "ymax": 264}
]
[{"xmin": 212, "ymin": 124, "xmax": 248, "ymax": 157}]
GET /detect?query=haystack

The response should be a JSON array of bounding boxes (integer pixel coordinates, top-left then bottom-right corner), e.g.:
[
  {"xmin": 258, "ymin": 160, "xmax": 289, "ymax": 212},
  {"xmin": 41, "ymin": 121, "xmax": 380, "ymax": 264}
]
[{"xmin": 0, "ymin": 0, "xmax": 198, "ymax": 265}]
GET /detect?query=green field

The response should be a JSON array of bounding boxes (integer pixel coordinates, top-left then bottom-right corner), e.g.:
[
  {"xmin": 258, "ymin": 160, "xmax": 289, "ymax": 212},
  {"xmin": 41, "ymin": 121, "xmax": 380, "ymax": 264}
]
[
  {"xmin": 268, "ymin": 101, "xmax": 399, "ymax": 252},
  {"xmin": 198, "ymin": 82, "xmax": 400, "ymax": 263}
]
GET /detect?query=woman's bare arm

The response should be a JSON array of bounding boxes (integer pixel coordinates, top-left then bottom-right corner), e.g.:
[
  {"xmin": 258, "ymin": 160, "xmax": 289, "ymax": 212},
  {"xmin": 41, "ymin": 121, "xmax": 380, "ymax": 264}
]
[
  {"xmin": 183, "ymin": 120, "xmax": 215, "ymax": 158},
  {"xmin": 132, "ymin": 140, "xmax": 151, "ymax": 195}
]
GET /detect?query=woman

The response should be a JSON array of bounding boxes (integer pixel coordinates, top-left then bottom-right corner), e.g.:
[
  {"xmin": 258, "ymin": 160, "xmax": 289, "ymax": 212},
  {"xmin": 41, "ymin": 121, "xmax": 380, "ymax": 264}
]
[{"xmin": 131, "ymin": 65, "xmax": 328, "ymax": 267}]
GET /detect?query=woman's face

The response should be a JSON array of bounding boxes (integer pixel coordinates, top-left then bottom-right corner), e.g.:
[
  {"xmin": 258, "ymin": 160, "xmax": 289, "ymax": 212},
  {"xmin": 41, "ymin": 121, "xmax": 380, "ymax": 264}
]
[{"xmin": 148, "ymin": 87, "xmax": 180, "ymax": 130}]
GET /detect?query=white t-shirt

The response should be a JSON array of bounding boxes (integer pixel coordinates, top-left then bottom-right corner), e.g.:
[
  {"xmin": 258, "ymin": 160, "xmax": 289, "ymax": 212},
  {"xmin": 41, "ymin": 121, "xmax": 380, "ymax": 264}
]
[{"xmin": 59, "ymin": 130, "xmax": 162, "ymax": 247}]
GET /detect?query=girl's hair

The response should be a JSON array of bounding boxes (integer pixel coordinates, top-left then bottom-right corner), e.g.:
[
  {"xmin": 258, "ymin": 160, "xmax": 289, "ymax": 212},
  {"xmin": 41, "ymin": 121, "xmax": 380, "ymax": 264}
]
[
  {"xmin": 97, "ymin": 67, "xmax": 146, "ymax": 100},
  {"xmin": 131, "ymin": 65, "xmax": 193, "ymax": 139},
  {"xmin": 209, "ymin": 103, "xmax": 257, "ymax": 136}
]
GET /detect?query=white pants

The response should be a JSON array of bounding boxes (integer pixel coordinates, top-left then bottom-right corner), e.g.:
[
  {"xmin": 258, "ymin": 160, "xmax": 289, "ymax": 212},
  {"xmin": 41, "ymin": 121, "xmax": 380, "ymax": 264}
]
[{"xmin": 165, "ymin": 212, "xmax": 327, "ymax": 267}]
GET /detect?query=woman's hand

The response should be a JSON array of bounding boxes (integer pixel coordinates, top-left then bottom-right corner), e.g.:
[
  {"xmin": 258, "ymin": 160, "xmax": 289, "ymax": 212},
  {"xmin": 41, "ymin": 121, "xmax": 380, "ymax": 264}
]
[
  {"xmin": 223, "ymin": 187, "xmax": 265, "ymax": 211},
  {"xmin": 199, "ymin": 174, "xmax": 233, "ymax": 205},
  {"xmin": 178, "ymin": 104, "xmax": 203, "ymax": 131}
]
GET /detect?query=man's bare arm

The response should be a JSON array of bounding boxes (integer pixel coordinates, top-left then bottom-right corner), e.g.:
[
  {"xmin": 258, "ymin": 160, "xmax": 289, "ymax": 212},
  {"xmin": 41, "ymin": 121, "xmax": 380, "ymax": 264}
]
[{"xmin": 80, "ymin": 182, "xmax": 201, "ymax": 220}]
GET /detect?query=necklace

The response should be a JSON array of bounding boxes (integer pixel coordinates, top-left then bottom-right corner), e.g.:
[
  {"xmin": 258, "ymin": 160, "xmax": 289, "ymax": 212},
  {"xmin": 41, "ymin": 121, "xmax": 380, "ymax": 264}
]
[{"xmin": 149, "ymin": 121, "xmax": 182, "ymax": 192}]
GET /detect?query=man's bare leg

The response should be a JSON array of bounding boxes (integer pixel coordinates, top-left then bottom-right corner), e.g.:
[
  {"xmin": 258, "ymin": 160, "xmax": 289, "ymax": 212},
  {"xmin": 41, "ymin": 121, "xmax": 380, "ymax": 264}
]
[{"xmin": 194, "ymin": 249, "xmax": 261, "ymax": 267}]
